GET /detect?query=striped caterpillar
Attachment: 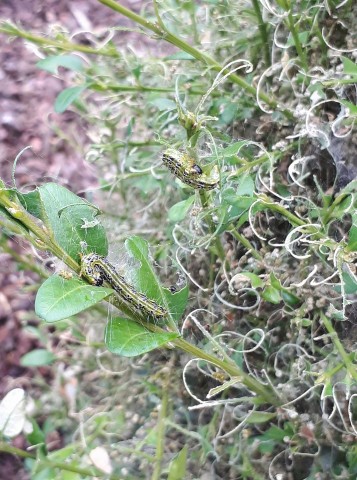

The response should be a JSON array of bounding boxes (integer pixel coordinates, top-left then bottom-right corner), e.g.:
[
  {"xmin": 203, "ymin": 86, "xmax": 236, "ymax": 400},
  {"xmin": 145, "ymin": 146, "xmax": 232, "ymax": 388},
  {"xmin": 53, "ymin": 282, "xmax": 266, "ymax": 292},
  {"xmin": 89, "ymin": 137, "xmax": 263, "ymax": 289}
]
[
  {"xmin": 162, "ymin": 148, "xmax": 219, "ymax": 190},
  {"xmin": 80, "ymin": 253, "xmax": 168, "ymax": 319}
]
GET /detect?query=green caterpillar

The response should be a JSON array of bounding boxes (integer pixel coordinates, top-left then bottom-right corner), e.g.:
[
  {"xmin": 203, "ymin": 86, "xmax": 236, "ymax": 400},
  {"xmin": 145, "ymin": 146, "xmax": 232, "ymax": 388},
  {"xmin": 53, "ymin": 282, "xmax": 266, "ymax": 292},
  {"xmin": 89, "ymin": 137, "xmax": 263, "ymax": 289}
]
[
  {"xmin": 80, "ymin": 253, "xmax": 167, "ymax": 319},
  {"xmin": 162, "ymin": 149, "xmax": 219, "ymax": 190}
]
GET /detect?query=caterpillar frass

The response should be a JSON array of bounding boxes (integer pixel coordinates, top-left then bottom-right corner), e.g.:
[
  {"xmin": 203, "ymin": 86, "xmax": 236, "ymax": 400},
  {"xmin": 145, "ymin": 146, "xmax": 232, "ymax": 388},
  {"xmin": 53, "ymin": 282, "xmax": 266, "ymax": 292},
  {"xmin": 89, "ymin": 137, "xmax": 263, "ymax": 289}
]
[
  {"xmin": 162, "ymin": 148, "xmax": 219, "ymax": 190},
  {"xmin": 80, "ymin": 253, "xmax": 167, "ymax": 319}
]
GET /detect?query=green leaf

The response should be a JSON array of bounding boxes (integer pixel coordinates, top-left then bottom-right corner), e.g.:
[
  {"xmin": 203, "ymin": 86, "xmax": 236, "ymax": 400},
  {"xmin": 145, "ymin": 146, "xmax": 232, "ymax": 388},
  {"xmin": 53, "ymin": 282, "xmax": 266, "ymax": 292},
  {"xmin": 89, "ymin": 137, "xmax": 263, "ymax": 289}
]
[
  {"xmin": 262, "ymin": 286, "xmax": 281, "ymax": 304},
  {"xmin": 222, "ymin": 141, "xmax": 248, "ymax": 156},
  {"xmin": 340, "ymin": 101, "xmax": 357, "ymax": 118},
  {"xmin": 47, "ymin": 445, "xmax": 78, "ymax": 461},
  {"xmin": 275, "ymin": 0, "xmax": 289, "ymax": 11},
  {"xmin": 259, "ymin": 425, "xmax": 288, "ymax": 442},
  {"xmin": 132, "ymin": 65, "xmax": 142, "ymax": 80},
  {"xmin": 162, "ymin": 285, "xmax": 189, "ymax": 323},
  {"xmin": 347, "ymin": 214, "xmax": 357, "ymax": 251},
  {"xmin": 347, "ymin": 445, "xmax": 357, "ymax": 474},
  {"xmin": 328, "ymin": 304, "xmax": 344, "ymax": 321},
  {"xmin": 327, "ymin": 193, "xmax": 356, "ymax": 221},
  {"xmin": 257, "ymin": 439, "xmax": 275, "ymax": 454},
  {"xmin": 321, "ymin": 381, "xmax": 333, "ymax": 398},
  {"xmin": 35, "ymin": 275, "xmax": 113, "ymax": 322},
  {"xmin": 124, "ymin": 236, "xmax": 169, "ymax": 308},
  {"xmin": 336, "ymin": 268, "xmax": 357, "ymax": 295},
  {"xmin": 219, "ymin": 187, "xmax": 256, "ymax": 227},
  {"xmin": 19, "ymin": 183, "xmax": 108, "ymax": 261},
  {"xmin": 287, "ymin": 31, "xmax": 309, "ymax": 46},
  {"xmin": 26, "ymin": 419, "xmax": 46, "ymax": 447},
  {"xmin": 105, "ymin": 317, "xmax": 178, "ymax": 357},
  {"xmin": 168, "ymin": 446, "xmax": 188, "ymax": 480},
  {"xmin": 218, "ymin": 103, "xmax": 238, "ymax": 125},
  {"xmin": 236, "ymin": 175, "xmax": 255, "ymax": 196},
  {"xmin": 36, "ymin": 55, "xmax": 84, "ymax": 74},
  {"xmin": 281, "ymin": 290, "xmax": 300, "ymax": 307},
  {"xmin": 29, "ymin": 468, "xmax": 56, "ymax": 480},
  {"xmin": 336, "ymin": 179, "xmax": 357, "ymax": 196},
  {"xmin": 61, "ymin": 473, "xmax": 82, "ymax": 480},
  {"xmin": 55, "ymin": 85, "xmax": 87, "ymax": 113},
  {"xmin": 342, "ymin": 56, "xmax": 357, "ymax": 76},
  {"xmin": 102, "ymin": 236, "xmax": 189, "ymax": 323},
  {"xmin": 17, "ymin": 189, "xmax": 45, "ymax": 220},
  {"xmin": 245, "ymin": 411, "xmax": 276, "ymax": 424},
  {"xmin": 270, "ymin": 273, "xmax": 281, "ymax": 290},
  {"xmin": 239, "ymin": 272, "xmax": 264, "ymax": 288},
  {"xmin": 164, "ymin": 52, "xmax": 195, "ymax": 60},
  {"xmin": 168, "ymin": 196, "xmax": 195, "ymax": 222},
  {"xmin": 20, "ymin": 349, "xmax": 56, "ymax": 367}
]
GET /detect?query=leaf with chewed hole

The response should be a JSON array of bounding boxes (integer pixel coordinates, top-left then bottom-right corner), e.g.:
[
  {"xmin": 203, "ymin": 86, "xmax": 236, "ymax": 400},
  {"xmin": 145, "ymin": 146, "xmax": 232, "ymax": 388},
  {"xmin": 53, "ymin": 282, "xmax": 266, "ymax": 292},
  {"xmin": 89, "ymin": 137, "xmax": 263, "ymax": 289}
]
[
  {"xmin": 19, "ymin": 183, "xmax": 108, "ymax": 262},
  {"xmin": 36, "ymin": 54, "xmax": 85, "ymax": 74},
  {"xmin": 124, "ymin": 235, "xmax": 188, "ymax": 322}
]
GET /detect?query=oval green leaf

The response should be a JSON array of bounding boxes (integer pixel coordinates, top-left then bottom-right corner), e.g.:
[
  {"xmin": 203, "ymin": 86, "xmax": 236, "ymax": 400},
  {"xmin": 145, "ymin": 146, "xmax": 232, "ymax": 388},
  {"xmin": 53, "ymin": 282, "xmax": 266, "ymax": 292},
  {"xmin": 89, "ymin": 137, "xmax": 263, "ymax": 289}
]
[
  {"xmin": 245, "ymin": 411, "xmax": 276, "ymax": 424},
  {"xmin": 105, "ymin": 317, "xmax": 179, "ymax": 357},
  {"xmin": 262, "ymin": 285, "xmax": 281, "ymax": 304},
  {"xmin": 35, "ymin": 275, "xmax": 113, "ymax": 322},
  {"xmin": 168, "ymin": 196, "xmax": 195, "ymax": 223},
  {"xmin": 55, "ymin": 85, "xmax": 87, "ymax": 113},
  {"xmin": 20, "ymin": 349, "xmax": 56, "ymax": 367}
]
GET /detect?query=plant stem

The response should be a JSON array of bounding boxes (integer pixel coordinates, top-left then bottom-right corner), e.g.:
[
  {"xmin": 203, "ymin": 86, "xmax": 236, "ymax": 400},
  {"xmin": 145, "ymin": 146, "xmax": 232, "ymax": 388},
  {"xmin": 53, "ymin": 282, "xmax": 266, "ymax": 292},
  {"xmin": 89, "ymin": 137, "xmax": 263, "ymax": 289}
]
[
  {"xmin": 250, "ymin": 0, "xmax": 271, "ymax": 67},
  {"xmin": 120, "ymin": 317, "xmax": 281, "ymax": 405},
  {"xmin": 91, "ymin": 82, "xmax": 216, "ymax": 96},
  {"xmin": 153, "ymin": 0, "xmax": 166, "ymax": 31},
  {"xmin": 231, "ymin": 141, "xmax": 298, "ymax": 178},
  {"xmin": 92, "ymin": 83, "xmax": 177, "ymax": 94},
  {"xmin": 230, "ymin": 228, "xmax": 263, "ymax": 261},
  {"xmin": 285, "ymin": 12, "xmax": 308, "ymax": 71},
  {"xmin": 322, "ymin": 77, "xmax": 357, "ymax": 87},
  {"xmin": 97, "ymin": 0, "xmax": 293, "ymax": 120},
  {"xmin": 0, "ymin": 192, "xmax": 79, "ymax": 272},
  {"xmin": 320, "ymin": 312, "xmax": 357, "ymax": 383},
  {"xmin": 0, "ymin": 22, "xmax": 119, "ymax": 57},
  {"xmin": 231, "ymin": 153, "xmax": 273, "ymax": 177},
  {"xmin": 258, "ymin": 196, "xmax": 339, "ymax": 245},
  {"xmin": 316, "ymin": 352, "xmax": 356, "ymax": 384},
  {"xmin": 173, "ymin": 337, "xmax": 282, "ymax": 406},
  {"xmin": 259, "ymin": 197, "xmax": 306, "ymax": 227}
]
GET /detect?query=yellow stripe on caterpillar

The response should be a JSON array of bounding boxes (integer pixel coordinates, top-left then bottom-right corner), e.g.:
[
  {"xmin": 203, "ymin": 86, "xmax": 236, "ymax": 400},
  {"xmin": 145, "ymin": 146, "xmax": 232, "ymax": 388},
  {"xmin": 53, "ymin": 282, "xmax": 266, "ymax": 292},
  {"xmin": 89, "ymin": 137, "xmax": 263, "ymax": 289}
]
[
  {"xmin": 162, "ymin": 149, "xmax": 219, "ymax": 190},
  {"xmin": 80, "ymin": 253, "xmax": 167, "ymax": 319}
]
